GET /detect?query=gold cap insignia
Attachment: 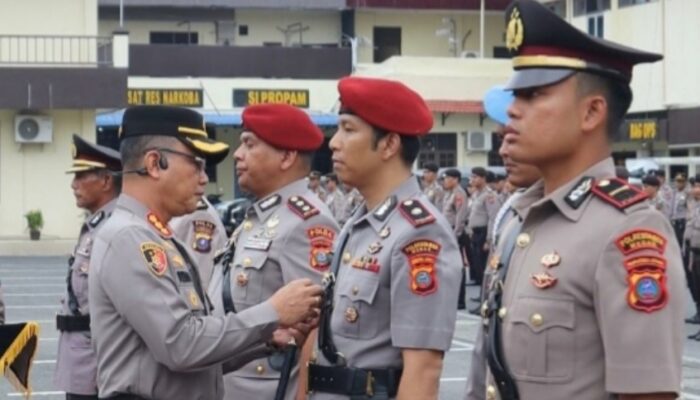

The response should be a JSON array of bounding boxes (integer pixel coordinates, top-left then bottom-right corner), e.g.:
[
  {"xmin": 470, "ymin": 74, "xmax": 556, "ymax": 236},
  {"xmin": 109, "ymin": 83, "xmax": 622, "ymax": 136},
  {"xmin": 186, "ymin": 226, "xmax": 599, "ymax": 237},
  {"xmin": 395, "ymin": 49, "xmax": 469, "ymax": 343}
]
[{"xmin": 506, "ymin": 8, "xmax": 524, "ymax": 52}]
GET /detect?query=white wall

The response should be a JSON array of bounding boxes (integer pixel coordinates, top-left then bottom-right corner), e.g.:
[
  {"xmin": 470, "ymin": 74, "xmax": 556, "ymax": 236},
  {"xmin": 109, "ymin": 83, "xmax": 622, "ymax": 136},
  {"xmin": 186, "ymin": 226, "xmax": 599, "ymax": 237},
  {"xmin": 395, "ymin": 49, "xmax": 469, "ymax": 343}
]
[
  {"xmin": 233, "ymin": 9, "xmax": 341, "ymax": 46},
  {"xmin": 100, "ymin": 19, "xmax": 220, "ymax": 45},
  {"xmin": 0, "ymin": 0, "xmax": 97, "ymax": 35},
  {"xmin": 0, "ymin": 110, "xmax": 96, "ymax": 239}
]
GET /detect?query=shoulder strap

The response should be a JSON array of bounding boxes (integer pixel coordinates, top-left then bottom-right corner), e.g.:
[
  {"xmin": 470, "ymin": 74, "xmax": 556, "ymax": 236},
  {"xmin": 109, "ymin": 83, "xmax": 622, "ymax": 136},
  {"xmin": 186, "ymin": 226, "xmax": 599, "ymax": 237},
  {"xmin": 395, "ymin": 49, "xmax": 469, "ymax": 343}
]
[{"xmin": 591, "ymin": 177, "xmax": 647, "ymax": 211}]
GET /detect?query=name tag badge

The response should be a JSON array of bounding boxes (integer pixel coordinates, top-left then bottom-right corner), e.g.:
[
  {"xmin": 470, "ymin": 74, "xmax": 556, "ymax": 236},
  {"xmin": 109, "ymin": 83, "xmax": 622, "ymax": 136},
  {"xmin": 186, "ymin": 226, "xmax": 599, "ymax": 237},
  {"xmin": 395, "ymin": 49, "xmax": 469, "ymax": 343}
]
[{"xmin": 244, "ymin": 237, "xmax": 272, "ymax": 251}]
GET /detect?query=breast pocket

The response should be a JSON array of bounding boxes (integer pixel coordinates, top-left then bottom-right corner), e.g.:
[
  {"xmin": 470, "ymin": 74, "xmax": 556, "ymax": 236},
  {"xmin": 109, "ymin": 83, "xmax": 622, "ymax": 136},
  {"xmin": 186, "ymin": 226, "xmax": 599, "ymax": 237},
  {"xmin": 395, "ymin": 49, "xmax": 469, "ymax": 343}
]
[
  {"xmin": 232, "ymin": 252, "xmax": 269, "ymax": 306},
  {"xmin": 332, "ymin": 275, "xmax": 381, "ymax": 340},
  {"xmin": 507, "ymin": 296, "xmax": 575, "ymax": 383}
]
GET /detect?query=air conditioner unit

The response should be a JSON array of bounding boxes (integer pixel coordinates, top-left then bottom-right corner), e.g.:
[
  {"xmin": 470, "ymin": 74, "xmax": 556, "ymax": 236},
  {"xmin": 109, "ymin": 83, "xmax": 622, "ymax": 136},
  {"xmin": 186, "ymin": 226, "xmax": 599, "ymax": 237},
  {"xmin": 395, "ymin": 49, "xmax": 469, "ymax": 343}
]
[
  {"xmin": 466, "ymin": 131, "xmax": 492, "ymax": 152},
  {"xmin": 15, "ymin": 115, "xmax": 53, "ymax": 143}
]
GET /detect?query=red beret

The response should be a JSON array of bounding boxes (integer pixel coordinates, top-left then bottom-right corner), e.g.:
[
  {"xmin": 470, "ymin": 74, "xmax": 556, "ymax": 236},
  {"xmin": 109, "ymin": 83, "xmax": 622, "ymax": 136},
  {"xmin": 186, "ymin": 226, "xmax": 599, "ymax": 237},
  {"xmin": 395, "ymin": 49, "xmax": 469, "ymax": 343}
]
[
  {"xmin": 338, "ymin": 77, "xmax": 433, "ymax": 136},
  {"xmin": 242, "ymin": 104, "xmax": 324, "ymax": 151}
]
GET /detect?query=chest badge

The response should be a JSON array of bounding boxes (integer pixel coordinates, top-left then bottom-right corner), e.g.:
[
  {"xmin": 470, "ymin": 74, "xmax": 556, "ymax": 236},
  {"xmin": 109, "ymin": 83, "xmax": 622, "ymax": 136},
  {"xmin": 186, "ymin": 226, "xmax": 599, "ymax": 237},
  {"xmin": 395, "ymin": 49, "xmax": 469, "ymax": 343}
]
[
  {"xmin": 266, "ymin": 215, "xmax": 280, "ymax": 229},
  {"xmin": 540, "ymin": 252, "xmax": 561, "ymax": 269},
  {"xmin": 368, "ymin": 241, "xmax": 383, "ymax": 255},
  {"xmin": 379, "ymin": 227, "xmax": 391, "ymax": 239},
  {"xmin": 236, "ymin": 272, "xmax": 249, "ymax": 287},
  {"xmin": 345, "ymin": 306, "xmax": 359, "ymax": 323},
  {"xmin": 530, "ymin": 272, "xmax": 557, "ymax": 289}
]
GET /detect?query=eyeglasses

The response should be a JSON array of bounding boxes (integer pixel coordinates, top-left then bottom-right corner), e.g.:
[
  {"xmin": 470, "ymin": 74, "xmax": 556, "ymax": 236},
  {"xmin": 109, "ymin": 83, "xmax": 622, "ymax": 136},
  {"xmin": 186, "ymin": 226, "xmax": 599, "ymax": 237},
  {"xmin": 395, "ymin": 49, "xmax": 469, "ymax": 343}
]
[{"xmin": 152, "ymin": 148, "xmax": 206, "ymax": 172}]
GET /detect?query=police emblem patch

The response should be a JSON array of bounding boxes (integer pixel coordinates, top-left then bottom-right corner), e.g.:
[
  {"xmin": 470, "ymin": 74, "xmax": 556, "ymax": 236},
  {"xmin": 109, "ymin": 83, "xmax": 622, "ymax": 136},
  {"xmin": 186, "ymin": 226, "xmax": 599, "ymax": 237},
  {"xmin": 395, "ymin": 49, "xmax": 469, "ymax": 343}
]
[
  {"xmin": 140, "ymin": 242, "xmax": 169, "ymax": 277},
  {"xmin": 623, "ymin": 255, "xmax": 668, "ymax": 312},
  {"xmin": 402, "ymin": 239, "xmax": 441, "ymax": 296},
  {"xmin": 192, "ymin": 220, "xmax": 216, "ymax": 253},
  {"xmin": 308, "ymin": 226, "xmax": 336, "ymax": 271}
]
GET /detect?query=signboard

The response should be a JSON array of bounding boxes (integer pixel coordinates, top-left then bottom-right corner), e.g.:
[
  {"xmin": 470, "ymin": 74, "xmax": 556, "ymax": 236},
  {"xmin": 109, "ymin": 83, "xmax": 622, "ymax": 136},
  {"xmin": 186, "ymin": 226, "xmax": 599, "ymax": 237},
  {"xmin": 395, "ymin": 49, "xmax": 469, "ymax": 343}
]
[
  {"xmin": 628, "ymin": 120, "xmax": 657, "ymax": 140},
  {"xmin": 233, "ymin": 89, "xmax": 309, "ymax": 108},
  {"xmin": 127, "ymin": 89, "xmax": 203, "ymax": 107}
]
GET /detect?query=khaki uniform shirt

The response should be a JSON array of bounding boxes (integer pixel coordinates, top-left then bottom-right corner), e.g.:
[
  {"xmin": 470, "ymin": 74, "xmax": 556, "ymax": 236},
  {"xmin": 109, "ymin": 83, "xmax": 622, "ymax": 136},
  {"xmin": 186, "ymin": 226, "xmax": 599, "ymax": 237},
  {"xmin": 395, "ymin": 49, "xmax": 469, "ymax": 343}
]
[
  {"xmin": 171, "ymin": 197, "xmax": 228, "ymax": 291},
  {"xmin": 423, "ymin": 180, "xmax": 445, "ymax": 210},
  {"xmin": 670, "ymin": 188, "xmax": 689, "ymax": 221},
  {"xmin": 442, "ymin": 185, "xmax": 469, "ymax": 237},
  {"xmin": 54, "ymin": 199, "xmax": 117, "ymax": 395},
  {"xmin": 468, "ymin": 187, "xmax": 500, "ymax": 242},
  {"xmin": 325, "ymin": 188, "xmax": 348, "ymax": 225},
  {"xmin": 659, "ymin": 184, "xmax": 674, "ymax": 219},
  {"xmin": 475, "ymin": 158, "xmax": 684, "ymax": 400},
  {"xmin": 88, "ymin": 194, "xmax": 280, "ymax": 400},
  {"xmin": 310, "ymin": 177, "xmax": 461, "ymax": 400},
  {"xmin": 208, "ymin": 179, "xmax": 339, "ymax": 400}
]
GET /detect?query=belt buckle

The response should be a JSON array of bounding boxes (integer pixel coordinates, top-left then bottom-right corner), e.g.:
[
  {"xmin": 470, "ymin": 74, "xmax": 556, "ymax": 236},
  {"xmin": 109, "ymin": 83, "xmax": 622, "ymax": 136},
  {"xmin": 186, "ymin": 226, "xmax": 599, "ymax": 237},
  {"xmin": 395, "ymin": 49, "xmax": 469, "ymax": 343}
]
[
  {"xmin": 305, "ymin": 357, "xmax": 317, "ymax": 394},
  {"xmin": 365, "ymin": 370, "xmax": 375, "ymax": 397}
]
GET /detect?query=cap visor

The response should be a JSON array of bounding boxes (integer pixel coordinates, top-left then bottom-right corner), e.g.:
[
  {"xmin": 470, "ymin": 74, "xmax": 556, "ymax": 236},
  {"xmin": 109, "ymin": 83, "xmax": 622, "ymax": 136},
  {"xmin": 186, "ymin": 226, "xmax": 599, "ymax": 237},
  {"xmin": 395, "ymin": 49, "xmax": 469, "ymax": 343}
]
[
  {"xmin": 182, "ymin": 137, "xmax": 230, "ymax": 165},
  {"xmin": 65, "ymin": 166, "xmax": 98, "ymax": 174},
  {"xmin": 504, "ymin": 69, "xmax": 576, "ymax": 91}
]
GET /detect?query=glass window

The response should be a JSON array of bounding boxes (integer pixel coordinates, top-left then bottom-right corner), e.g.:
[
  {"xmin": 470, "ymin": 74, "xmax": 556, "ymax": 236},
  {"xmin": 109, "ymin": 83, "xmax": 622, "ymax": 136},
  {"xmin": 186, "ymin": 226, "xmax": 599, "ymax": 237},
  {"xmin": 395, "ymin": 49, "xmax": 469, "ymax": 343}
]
[
  {"xmin": 587, "ymin": 15, "xmax": 604, "ymax": 38},
  {"xmin": 619, "ymin": 0, "xmax": 658, "ymax": 8},
  {"xmin": 149, "ymin": 32, "xmax": 199, "ymax": 45},
  {"xmin": 573, "ymin": 0, "xmax": 610, "ymax": 16}
]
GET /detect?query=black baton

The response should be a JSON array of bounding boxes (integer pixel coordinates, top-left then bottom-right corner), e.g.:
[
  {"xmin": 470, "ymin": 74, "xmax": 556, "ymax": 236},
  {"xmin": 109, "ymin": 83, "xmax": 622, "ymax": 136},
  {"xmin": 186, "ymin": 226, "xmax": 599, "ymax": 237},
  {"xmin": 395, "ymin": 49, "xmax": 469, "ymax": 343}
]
[{"xmin": 274, "ymin": 344, "xmax": 298, "ymax": 400}]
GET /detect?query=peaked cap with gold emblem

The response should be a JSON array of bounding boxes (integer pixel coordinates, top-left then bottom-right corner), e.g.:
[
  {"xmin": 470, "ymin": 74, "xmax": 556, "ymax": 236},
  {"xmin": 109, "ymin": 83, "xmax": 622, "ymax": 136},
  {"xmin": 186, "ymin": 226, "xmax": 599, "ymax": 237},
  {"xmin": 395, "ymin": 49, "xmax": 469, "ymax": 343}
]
[
  {"xmin": 504, "ymin": 0, "xmax": 662, "ymax": 90},
  {"xmin": 66, "ymin": 134, "xmax": 121, "ymax": 174},
  {"xmin": 119, "ymin": 105, "xmax": 230, "ymax": 165}
]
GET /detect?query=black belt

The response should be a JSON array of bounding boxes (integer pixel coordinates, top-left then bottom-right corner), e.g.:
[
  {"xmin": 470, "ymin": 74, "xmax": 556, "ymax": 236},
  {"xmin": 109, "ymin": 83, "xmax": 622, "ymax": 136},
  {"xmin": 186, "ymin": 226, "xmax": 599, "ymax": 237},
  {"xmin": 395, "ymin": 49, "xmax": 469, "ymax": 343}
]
[
  {"xmin": 56, "ymin": 314, "xmax": 90, "ymax": 332},
  {"xmin": 99, "ymin": 395, "xmax": 147, "ymax": 400},
  {"xmin": 308, "ymin": 364, "xmax": 402, "ymax": 397}
]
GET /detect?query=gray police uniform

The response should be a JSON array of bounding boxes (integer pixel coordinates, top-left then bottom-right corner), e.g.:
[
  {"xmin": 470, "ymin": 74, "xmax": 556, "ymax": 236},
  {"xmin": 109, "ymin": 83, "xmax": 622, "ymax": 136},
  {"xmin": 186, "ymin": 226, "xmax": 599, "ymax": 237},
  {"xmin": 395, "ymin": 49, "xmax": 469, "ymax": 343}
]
[
  {"xmin": 89, "ymin": 194, "xmax": 280, "ymax": 400},
  {"xmin": 325, "ymin": 188, "xmax": 348, "ymax": 225},
  {"xmin": 309, "ymin": 177, "xmax": 461, "ymax": 400},
  {"xmin": 423, "ymin": 180, "xmax": 444, "ymax": 210},
  {"xmin": 54, "ymin": 200, "xmax": 117, "ymax": 396},
  {"xmin": 171, "ymin": 196, "xmax": 228, "ymax": 291},
  {"xmin": 670, "ymin": 188, "xmax": 689, "ymax": 245},
  {"xmin": 208, "ymin": 179, "xmax": 339, "ymax": 400},
  {"xmin": 468, "ymin": 187, "xmax": 499, "ymax": 243},
  {"xmin": 659, "ymin": 184, "xmax": 674, "ymax": 219},
  {"xmin": 474, "ymin": 158, "xmax": 684, "ymax": 400},
  {"xmin": 649, "ymin": 193, "xmax": 670, "ymax": 217},
  {"xmin": 442, "ymin": 185, "xmax": 469, "ymax": 237}
]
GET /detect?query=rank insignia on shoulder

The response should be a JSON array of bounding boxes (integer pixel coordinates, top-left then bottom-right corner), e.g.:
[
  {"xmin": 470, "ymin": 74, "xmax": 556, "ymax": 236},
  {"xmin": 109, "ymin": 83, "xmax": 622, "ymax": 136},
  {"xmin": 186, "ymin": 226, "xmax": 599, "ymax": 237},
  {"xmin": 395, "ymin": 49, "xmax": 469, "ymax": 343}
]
[
  {"xmin": 288, "ymin": 196, "xmax": 319, "ymax": 220},
  {"xmin": 89, "ymin": 211, "xmax": 105, "ymax": 228},
  {"xmin": 308, "ymin": 226, "xmax": 336, "ymax": 271},
  {"xmin": 192, "ymin": 220, "xmax": 216, "ymax": 253},
  {"xmin": 373, "ymin": 196, "xmax": 397, "ymax": 222},
  {"xmin": 399, "ymin": 199, "xmax": 435, "ymax": 227},
  {"xmin": 147, "ymin": 212, "xmax": 172, "ymax": 238},
  {"xmin": 259, "ymin": 194, "xmax": 282, "ymax": 212},
  {"xmin": 402, "ymin": 239, "xmax": 441, "ymax": 295},
  {"xmin": 615, "ymin": 229, "xmax": 667, "ymax": 256},
  {"xmin": 140, "ymin": 242, "xmax": 168, "ymax": 277},
  {"xmin": 591, "ymin": 178, "xmax": 648, "ymax": 210},
  {"xmin": 565, "ymin": 176, "xmax": 594, "ymax": 209}
]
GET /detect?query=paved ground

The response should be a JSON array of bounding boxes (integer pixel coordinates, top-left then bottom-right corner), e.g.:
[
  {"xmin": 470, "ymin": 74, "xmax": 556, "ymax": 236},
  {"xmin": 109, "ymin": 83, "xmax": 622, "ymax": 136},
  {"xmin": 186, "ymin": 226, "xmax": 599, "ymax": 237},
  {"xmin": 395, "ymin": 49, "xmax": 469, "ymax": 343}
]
[{"xmin": 2, "ymin": 256, "xmax": 700, "ymax": 399}]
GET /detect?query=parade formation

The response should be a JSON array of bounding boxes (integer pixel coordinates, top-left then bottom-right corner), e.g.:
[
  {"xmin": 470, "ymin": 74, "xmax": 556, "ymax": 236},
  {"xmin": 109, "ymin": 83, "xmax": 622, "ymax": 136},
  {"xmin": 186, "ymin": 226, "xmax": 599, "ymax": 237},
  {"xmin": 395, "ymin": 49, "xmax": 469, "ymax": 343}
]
[{"xmin": 1, "ymin": 0, "xmax": 699, "ymax": 399}]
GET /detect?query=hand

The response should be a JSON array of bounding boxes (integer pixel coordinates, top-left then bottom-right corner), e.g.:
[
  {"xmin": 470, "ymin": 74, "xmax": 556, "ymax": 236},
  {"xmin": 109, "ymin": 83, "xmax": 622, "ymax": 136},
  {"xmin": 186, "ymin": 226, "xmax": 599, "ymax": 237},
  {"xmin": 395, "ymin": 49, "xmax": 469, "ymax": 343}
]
[{"xmin": 269, "ymin": 279, "xmax": 323, "ymax": 327}]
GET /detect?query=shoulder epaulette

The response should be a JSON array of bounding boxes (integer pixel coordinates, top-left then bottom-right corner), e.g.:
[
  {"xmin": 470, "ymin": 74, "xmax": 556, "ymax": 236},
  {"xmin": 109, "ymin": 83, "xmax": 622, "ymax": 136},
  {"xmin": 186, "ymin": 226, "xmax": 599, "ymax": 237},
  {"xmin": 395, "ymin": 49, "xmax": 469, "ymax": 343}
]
[
  {"xmin": 89, "ymin": 211, "xmax": 105, "ymax": 228},
  {"xmin": 399, "ymin": 199, "xmax": 435, "ymax": 227},
  {"xmin": 288, "ymin": 195, "xmax": 319, "ymax": 220},
  {"xmin": 591, "ymin": 177, "xmax": 648, "ymax": 211}
]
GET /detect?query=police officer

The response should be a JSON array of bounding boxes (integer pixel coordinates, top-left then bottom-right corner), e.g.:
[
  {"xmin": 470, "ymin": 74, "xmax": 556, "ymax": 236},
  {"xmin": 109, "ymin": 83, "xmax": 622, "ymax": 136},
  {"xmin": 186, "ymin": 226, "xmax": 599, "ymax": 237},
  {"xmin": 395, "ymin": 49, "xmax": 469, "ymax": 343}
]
[
  {"xmin": 656, "ymin": 169, "xmax": 674, "ymax": 219},
  {"xmin": 307, "ymin": 76, "xmax": 461, "ymax": 400},
  {"xmin": 308, "ymin": 170, "xmax": 328, "ymax": 202},
  {"xmin": 324, "ymin": 172, "xmax": 348, "ymax": 224},
  {"xmin": 55, "ymin": 134, "xmax": 122, "ymax": 400},
  {"xmin": 171, "ymin": 195, "xmax": 227, "ymax": 291},
  {"xmin": 207, "ymin": 103, "xmax": 339, "ymax": 400},
  {"xmin": 88, "ymin": 105, "xmax": 323, "ymax": 400},
  {"xmin": 442, "ymin": 168, "xmax": 470, "ymax": 309},
  {"xmin": 686, "ymin": 176, "xmax": 700, "ymax": 338},
  {"xmin": 670, "ymin": 173, "xmax": 689, "ymax": 245},
  {"xmin": 422, "ymin": 162, "xmax": 444, "ymax": 209},
  {"xmin": 470, "ymin": 1, "xmax": 684, "ymax": 399},
  {"xmin": 467, "ymin": 167, "xmax": 499, "ymax": 287},
  {"xmin": 642, "ymin": 175, "xmax": 669, "ymax": 216}
]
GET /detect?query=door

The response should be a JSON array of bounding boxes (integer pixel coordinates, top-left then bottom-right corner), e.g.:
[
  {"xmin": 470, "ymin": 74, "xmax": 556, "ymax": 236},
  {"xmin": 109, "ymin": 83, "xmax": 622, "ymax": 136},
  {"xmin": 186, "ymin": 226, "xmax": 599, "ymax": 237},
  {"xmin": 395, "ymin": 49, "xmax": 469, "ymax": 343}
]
[{"xmin": 373, "ymin": 27, "xmax": 401, "ymax": 63}]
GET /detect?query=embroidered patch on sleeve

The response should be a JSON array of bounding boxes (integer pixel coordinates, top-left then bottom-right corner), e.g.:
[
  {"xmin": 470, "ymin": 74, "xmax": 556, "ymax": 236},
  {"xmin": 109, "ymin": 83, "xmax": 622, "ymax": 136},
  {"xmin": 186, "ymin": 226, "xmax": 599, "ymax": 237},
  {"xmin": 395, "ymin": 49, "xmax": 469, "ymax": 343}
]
[
  {"xmin": 307, "ymin": 226, "xmax": 336, "ymax": 271},
  {"xmin": 623, "ymin": 255, "xmax": 668, "ymax": 313},
  {"xmin": 402, "ymin": 239, "xmax": 441, "ymax": 296},
  {"xmin": 615, "ymin": 229, "xmax": 667, "ymax": 255},
  {"xmin": 192, "ymin": 220, "xmax": 216, "ymax": 253},
  {"xmin": 140, "ymin": 242, "xmax": 169, "ymax": 277}
]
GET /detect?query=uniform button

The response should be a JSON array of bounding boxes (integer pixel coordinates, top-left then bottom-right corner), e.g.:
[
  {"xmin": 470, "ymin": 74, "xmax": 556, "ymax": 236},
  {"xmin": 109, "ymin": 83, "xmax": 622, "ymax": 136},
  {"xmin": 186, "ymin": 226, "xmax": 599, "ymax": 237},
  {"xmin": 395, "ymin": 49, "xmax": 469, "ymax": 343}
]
[
  {"xmin": 243, "ymin": 258, "xmax": 253, "ymax": 267},
  {"xmin": 516, "ymin": 233, "xmax": 531, "ymax": 248},
  {"xmin": 342, "ymin": 252, "xmax": 351, "ymax": 263},
  {"xmin": 486, "ymin": 385, "xmax": 497, "ymax": 400},
  {"xmin": 498, "ymin": 307, "xmax": 507, "ymax": 319},
  {"xmin": 255, "ymin": 364, "xmax": 265, "ymax": 374},
  {"xmin": 345, "ymin": 306, "xmax": 359, "ymax": 323},
  {"xmin": 530, "ymin": 313, "xmax": 544, "ymax": 327},
  {"xmin": 352, "ymin": 286, "xmax": 359, "ymax": 295}
]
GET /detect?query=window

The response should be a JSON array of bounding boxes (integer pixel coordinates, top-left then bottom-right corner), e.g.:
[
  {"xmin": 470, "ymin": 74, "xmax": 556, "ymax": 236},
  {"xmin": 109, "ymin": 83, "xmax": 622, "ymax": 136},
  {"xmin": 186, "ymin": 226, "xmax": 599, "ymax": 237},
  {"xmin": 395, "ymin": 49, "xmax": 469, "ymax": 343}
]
[
  {"xmin": 543, "ymin": 0, "xmax": 566, "ymax": 18},
  {"xmin": 418, "ymin": 134, "xmax": 457, "ymax": 168},
  {"xmin": 587, "ymin": 15, "xmax": 604, "ymax": 38},
  {"xmin": 373, "ymin": 27, "xmax": 401, "ymax": 63},
  {"xmin": 149, "ymin": 31, "xmax": 199, "ymax": 45},
  {"xmin": 619, "ymin": 0, "xmax": 657, "ymax": 7},
  {"xmin": 238, "ymin": 25, "xmax": 249, "ymax": 36},
  {"xmin": 573, "ymin": 0, "xmax": 610, "ymax": 16}
]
